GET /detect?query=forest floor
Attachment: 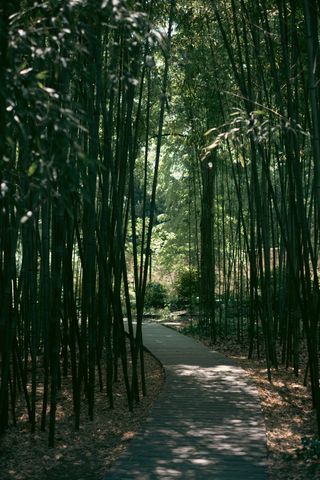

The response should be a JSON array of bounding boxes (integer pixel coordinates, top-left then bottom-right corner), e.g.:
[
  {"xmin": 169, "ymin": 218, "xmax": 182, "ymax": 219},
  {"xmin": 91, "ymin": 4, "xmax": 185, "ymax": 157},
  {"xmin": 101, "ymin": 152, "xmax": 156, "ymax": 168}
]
[
  {"xmin": 210, "ymin": 338, "xmax": 320, "ymax": 479},
  {"xmin": 163, "ymin": 312, "xmax": 320, "ymax": 480},
  {"xmin": 1, "ymin": 317, "xmax": 320, "ymax": 480},
  {"xmin": 0, "ymin": 351, "xmax": 165, "ymax": 480}
]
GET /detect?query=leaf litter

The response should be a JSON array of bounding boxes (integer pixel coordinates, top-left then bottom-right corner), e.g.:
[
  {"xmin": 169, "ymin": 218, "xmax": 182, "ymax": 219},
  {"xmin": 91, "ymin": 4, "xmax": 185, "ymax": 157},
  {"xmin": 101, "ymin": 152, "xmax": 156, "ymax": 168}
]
[{"xmin": 0, "ymin": 350, "xmax": 165, "ymax": 480}]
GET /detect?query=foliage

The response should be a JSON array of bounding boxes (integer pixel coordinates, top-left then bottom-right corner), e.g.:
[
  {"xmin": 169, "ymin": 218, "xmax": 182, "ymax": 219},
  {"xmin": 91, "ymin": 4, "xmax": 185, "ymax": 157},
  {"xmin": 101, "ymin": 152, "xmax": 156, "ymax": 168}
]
[
  {"xmin": 173, "ymin": 268, "xmax": 199, "ymax": 308},
  {"xmin": 3, "ymin": 0, "xmax": 320, "ymax": 453},
  {"xmin": 144, "ymin": 282, "xmax": 168, "ymax": 309},
  {"xmin": 0, "ymin": 0, "xmax": 175, "ymax": 447}
]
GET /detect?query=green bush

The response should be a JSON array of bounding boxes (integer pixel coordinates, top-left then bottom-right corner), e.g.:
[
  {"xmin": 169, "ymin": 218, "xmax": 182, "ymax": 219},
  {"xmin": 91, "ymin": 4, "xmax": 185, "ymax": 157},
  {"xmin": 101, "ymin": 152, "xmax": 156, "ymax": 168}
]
[
  {"xmin": 173, "ymin": 268, "xmax": 199, "ymax": 308},
  {"xmin": 144, "ymin": 282, "xmax": 168, "ymax": 309}
]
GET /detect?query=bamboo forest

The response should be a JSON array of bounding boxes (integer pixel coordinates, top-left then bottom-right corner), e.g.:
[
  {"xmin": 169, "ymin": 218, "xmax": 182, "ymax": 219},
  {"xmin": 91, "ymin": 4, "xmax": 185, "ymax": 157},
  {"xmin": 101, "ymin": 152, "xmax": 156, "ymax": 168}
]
[{"xmin": 1, "ymin": 0, "xmax": 320, "ymax": 479}]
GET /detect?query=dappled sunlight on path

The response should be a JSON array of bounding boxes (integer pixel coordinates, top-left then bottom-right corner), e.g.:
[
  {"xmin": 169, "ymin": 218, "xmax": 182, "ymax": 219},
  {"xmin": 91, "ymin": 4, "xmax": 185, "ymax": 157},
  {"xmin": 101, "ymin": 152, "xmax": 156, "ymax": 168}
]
[{"xmin": 105, "ymin": 324, "xmax": 268, "ymax": 479}]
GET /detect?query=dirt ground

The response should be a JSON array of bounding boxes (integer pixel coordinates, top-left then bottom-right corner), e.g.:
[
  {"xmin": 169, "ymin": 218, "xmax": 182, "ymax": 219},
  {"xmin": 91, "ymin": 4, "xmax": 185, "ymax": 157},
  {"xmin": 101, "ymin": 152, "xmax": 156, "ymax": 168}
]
[
  {"xmin": 214, "ymin": 340, "xmax": 320, "ymax": 479},
  {"xmin": 0, "ymin": 351, "xmax": 165, "ymax": 480}
]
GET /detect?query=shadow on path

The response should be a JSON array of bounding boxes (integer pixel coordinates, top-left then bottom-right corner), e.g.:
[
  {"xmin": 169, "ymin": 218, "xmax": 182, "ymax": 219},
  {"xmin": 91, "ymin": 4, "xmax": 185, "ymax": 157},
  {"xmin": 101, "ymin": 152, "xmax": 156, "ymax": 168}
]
[{"xmin": 105, "ymin": 324, "xmax": 268, "ymax": 479}]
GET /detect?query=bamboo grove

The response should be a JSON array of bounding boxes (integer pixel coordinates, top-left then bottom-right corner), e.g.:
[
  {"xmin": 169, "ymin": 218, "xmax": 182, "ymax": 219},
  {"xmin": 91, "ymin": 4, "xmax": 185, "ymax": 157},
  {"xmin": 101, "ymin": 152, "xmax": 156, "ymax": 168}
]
[
  {"xmin": 1, "ymin": 0, "xmax": 320, "ymax": 449},
  {"xmin": 169, "ymin": 0, "xmax": 320, "ymax": 435},
  {"xmin": 0, "ymin": 0, "xmax": 175, "ymax": 446}
]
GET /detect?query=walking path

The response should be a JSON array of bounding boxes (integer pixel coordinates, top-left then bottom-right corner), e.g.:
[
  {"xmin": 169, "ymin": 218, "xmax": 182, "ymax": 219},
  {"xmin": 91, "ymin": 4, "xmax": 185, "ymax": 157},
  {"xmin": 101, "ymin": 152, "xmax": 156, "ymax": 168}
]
[{"xmin": 105, "ymin": 323, "xmax": 268, "ymax": 479}]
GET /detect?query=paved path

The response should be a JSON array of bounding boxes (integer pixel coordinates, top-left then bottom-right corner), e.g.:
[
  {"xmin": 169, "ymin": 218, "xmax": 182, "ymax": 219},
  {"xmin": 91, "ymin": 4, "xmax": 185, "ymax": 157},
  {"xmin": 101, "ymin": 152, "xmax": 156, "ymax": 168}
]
[{"xmin": 105, "ymin": 323, "xmax": 268, "ymax": 479}]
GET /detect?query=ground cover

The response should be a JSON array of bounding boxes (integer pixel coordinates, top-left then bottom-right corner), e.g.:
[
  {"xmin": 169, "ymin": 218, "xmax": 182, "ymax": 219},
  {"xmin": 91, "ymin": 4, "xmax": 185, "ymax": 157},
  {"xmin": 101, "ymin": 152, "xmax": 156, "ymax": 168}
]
[
  {"xmin": 214, "ymin": 339, "xmax": 320, "ymax": 479},
  {"xmin": 0, "ymin": 351, "xmax": 164, "ymax": 480}
]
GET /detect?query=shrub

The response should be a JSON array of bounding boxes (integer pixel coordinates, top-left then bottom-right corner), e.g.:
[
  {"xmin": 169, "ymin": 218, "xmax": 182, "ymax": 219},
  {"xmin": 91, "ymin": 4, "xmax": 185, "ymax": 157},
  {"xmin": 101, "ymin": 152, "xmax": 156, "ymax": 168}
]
[
  {"xmin": 174, "ymin": 268, "xmax": 199, "ymax": 308},
  {"xmin": 144, "ymin": 282, "xmax": 168, "ymax": 309}
]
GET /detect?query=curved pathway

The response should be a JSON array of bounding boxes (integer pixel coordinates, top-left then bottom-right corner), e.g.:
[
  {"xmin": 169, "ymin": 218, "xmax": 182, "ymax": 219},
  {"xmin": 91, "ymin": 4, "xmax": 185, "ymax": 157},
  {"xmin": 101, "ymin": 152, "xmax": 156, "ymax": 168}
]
[{"xmin": 105, "ymin": 323, "xmax": 268, "ymax": 479}]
